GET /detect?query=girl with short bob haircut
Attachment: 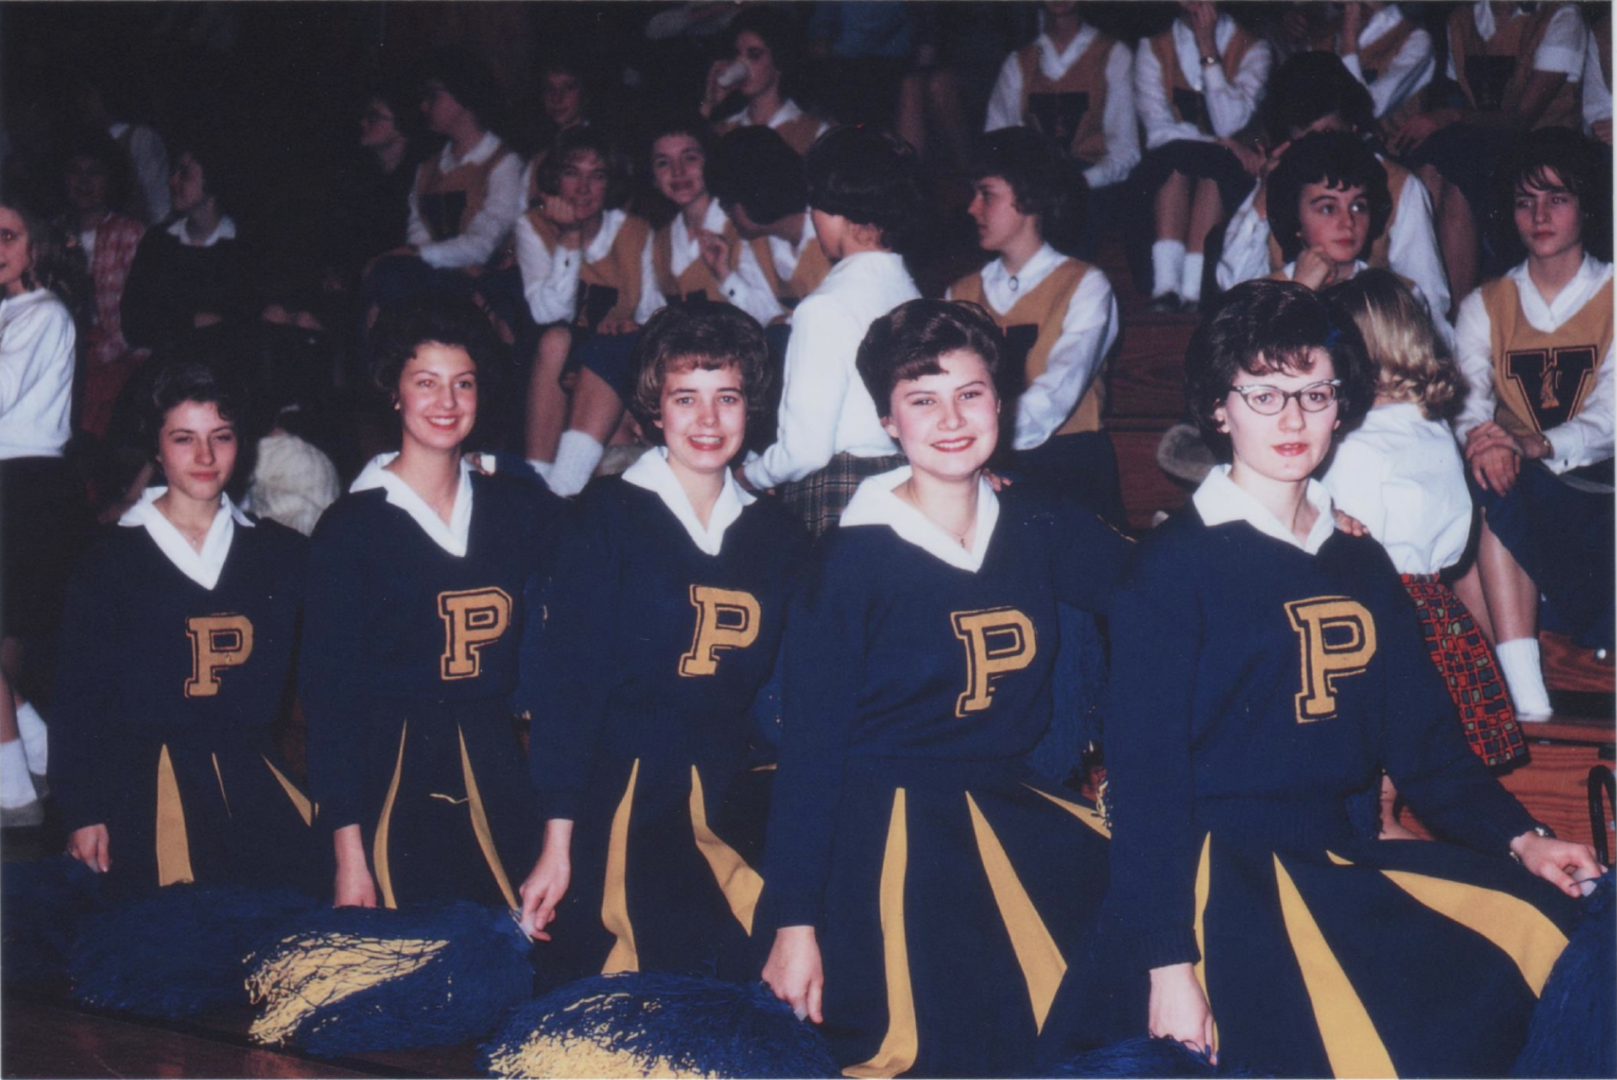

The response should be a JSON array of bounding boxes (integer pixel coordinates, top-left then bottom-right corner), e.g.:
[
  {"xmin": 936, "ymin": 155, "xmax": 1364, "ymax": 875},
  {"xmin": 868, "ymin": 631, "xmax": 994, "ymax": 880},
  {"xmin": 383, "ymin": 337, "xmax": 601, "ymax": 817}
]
[
  {"xmin": 739, "ymin": 126, "xmax": 926, "ymax": 535},
  {"xmin": 54, "ymin": 360, "xmax": 320, "ymax": 898},
  {"xmin": 302, "ymin": 296, "xmax": 558, "ymax": 910},
  {"xmin": 1266, "ymin": 130, "xmax": 1393, "ymax": 287},
  {"xmin": 1039, "ymin": 280, "xmax": 1600, "ymax": 1079},
  {"xmin": 760, "ymin": 298, "xmax": 1128, "ymax": 1075},
  {"xmin": 520, "ymin": 303, "xmax": 807, "ymax": 980}
]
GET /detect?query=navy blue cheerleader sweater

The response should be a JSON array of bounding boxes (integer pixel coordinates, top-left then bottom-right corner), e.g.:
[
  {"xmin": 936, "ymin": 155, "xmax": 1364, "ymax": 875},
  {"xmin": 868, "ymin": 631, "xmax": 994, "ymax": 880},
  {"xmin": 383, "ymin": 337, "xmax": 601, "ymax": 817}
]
[
  {"xmin": 51, "ymin": 514, "xmax": 312, "ymax": 892},
  {"xmin": 1104, "ymin": 508, "xmax": 1543, "ymax": 970},
  {"xmin": 762, "ymin": 484, "xmax": 1131, "ymax": 930},
  {"xmin": 524, "ymin": 470, "xmax": 808, "ymax": 978},
  {"xmin": 300, "ymin": 469, "xmax": 558, "ymax": 873}
]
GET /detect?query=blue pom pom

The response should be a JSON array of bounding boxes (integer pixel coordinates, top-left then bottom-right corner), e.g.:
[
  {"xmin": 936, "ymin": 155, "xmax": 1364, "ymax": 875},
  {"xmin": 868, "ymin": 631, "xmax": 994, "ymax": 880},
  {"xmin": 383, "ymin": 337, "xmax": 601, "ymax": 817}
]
[
  {"xmin": 1, "ymin": 855, "xmax": 102, "ymax": 983},
  {"xmin": 1047, "ymin": 1036, "xmax": 1270, "ymax": 1078},
  {"xmin": 480, "ymin": 972, "xmax": 840, "ymax": 1078},
  {"xmin": 247, "ymin": 901, "xmax": 535, "ymax": 1056},
  {"xmin": 1512, "ymin": 870, "xmax": 1616, "ymax": 1078},
  {"xmin": 69, "ymin": 885, "xmax": 319, "ymax": 1018}
]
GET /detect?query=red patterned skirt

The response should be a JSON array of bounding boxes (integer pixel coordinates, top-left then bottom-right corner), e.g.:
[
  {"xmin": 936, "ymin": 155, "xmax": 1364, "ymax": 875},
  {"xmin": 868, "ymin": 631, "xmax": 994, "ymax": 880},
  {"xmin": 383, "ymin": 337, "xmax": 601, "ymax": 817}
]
[{"xmin": 1401, "ymin": 574, "xmax": 1527, "ymax": 768}]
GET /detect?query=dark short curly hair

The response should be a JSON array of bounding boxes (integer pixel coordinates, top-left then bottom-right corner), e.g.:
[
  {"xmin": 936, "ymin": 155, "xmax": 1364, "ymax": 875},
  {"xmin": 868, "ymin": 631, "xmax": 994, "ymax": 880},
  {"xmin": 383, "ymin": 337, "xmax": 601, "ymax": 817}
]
[
  {"xmin": 419, "ymin": 45, "xmax": 506, "ymax": 133},
  {"xmin": 806, "ymin": 125, "xmax": 927, "ymax": 256},
  {"xmin": 534, "ymin": 126, "xmax": 632, "ymax": 211},
  {"xmin": 1185, "ymin": 280, "xmax": 1375, "ymax": 462},
  {"xmin": 1495, "ymin": 126, "xmax": 1612, "ymax": 261},
  {"xmin": 1267, "ymin": 130, "xmax": 1391, "ymax": 264},
  {"xmin": 139, "ymin": 359, "xmax": 246, "ymax": 459},
  {"xmin": 707, "ymin": 125, "xmax": 806, "ymax": 226},
  {"xmin": 628, "ymin": 304, "xmax": 772, "ymax": 444},
  {"xmin": 968, "ymin": 126, "xmax": 1080, "ymax": 242},
  {"xmin": 856, "ymin": 299, "xmax": 1003, "ymax": 418},
  {"xmin": 1260, "ymin": 51, "xmax": 1375, "ymax": 144},
  {"xmin": 368, "ymin": 295, "xmax": 502, "ymax": 398},
  {"xmin": 728, "ymin": 6, "xmax": 805, "ymax": 82}
]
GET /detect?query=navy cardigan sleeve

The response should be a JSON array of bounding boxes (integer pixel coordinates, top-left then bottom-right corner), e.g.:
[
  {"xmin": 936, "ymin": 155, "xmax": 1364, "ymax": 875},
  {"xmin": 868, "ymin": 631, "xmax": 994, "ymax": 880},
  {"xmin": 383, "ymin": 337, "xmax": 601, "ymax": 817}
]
[
  {"xmin": 527, "ymin": 491, "xmax": 620, "ymax": 822},
  {"xmin": 760, "ymin": 538, "xmax": 867, "ymax": 929},
  {"xmin": 298, "ymin": 500, "xmax": 375, "ymax": 832},
  {"xmin": 1101, "ymin": 541, "xmax": 1206, "ymax": 969},
  {"xmin": 50, "ymin": 537, "xmax": 121, "ymax": 833}
]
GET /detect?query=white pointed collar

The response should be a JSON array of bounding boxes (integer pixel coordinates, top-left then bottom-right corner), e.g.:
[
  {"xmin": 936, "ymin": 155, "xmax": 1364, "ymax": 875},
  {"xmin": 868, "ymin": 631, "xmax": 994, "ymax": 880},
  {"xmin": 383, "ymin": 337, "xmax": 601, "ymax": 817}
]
[
  {"xmin": 671, "ymin": 198, "xmax": 730, "ymax": 255},
  {"xmin": 839, "ymin": 466, "xmax": 999, "ymax": 572},
  {"xmin": 1279, "ymin": 259, "xmax": 1369, "ymax": 283},
  {"xmin": 1038, "ymin": 22, "xmax": 1098, "ymax": 79},
  {"xmin": 166, "ymin": 214, "xmax": 237, "ymax": 249},
  {"xmin": 1193, "ymin": 464, "xmax": 1337, "ymax": 554},
  {"xmin": 1473, "ymin": 2, "xmax": 1528, "ymax": 41},
  {"xmin": 622, "ymin": 446, "xmax": 754, "ymax": 556},
  {"xmin": 350, "ymin": 452, "xmax": 475, "ymax": 557},
  {"xmin": 119, "ymin": 486, "xmax": 254, "ymax": 590},
  {"xmin": 1507, "ymin": 254, "xmax": 1614, "ymax": 327}
]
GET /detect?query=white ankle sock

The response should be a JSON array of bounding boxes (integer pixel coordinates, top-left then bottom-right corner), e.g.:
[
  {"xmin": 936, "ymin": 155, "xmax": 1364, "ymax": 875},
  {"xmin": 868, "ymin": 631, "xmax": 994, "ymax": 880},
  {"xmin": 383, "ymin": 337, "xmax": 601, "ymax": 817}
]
[
  {"xmin": 0, "ymin": 739, "xmax": 37, "ymax": 808},
  {"xmin": 548, "ymin": 431, "xmax": 604, "ymax": 497},
  {"xmin": 527, "ymin": 458, "xmax": 554, "ymax": 483},
  {"xmin": 15, "ymin": 700, "xmax": 45, "ymax": 773},
  {"xmin": 1151, "ymin": 239, "xmax": 1186, "ymax": 299},
  {"xmin": 1496, "ymin": 638, "xmax": 1553, "ymax": 718},
  {"xmin": 1180, "ymin": 253, "xmax": 1205, "ymax": 303}
]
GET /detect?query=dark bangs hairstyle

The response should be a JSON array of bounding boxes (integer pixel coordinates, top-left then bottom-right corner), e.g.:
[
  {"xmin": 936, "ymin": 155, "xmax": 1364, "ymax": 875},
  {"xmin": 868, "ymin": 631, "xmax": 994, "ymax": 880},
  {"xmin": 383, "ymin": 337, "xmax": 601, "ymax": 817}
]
[
  {"xmin": 1185, "ymin": 280, "xmax": 1375, "ymax": 462},
  {"xmin": 534, "ymin": 126, "xmax": 632, "ymax": 211},
  {"xmin": 418, "ymin": 45, "xmax": 507, "ymax": 134},
  {"xmin": 968, "ymin": 127, "xmax": 1078, "ymax": 241},
  {"xmin": 856, "ymin": 299, "xmax": 1002, "ymax": 417},
  {"xmin": 1495, "ymin": 127, "xmax": 1611, "ymax": 261},
  {"xmin": 1267, "ymin": 130, "xmax": 1392, "ymax": 263},
  {"xmin": 369, "ymin": 294, "xmax": 502, "ymax": 397},
  {"xmin": 805, "ymin": 125, "xmax": 927, "ymax": 256},
  {"xmin": 1260, "ymin": 51, "xmax": 1374, "ymax": 144},
  {"xmin": 139, "ymin": 359, "xmax": 246, "ymax": 458},
  {"xmin": 628, "ymin": 304, "xmax": 772, "ymax": 442}
]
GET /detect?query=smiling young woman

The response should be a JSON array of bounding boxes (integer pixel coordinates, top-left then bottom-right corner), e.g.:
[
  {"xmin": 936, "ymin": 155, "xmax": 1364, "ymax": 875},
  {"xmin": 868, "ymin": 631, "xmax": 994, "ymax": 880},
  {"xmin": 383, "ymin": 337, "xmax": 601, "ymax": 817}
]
[
  {"xmin": 300, "ymin": 297, "xmax": 562, "ymax": 911},
  {"xmin": 758, "ymin": 299, "xmax": 1130, "ymax": 1077},
  {"xmin": 519, "ymin": 304, "xmax": 808, "ymax": 980}
]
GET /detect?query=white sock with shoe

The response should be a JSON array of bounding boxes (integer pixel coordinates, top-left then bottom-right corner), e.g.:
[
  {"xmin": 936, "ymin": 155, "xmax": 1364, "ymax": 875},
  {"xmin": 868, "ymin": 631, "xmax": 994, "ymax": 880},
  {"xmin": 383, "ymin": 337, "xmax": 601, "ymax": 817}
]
[
  {"xmin": 548, "ymin": 430, "xmax": 605, "ymax": 497},
  {"xmin": 1180, "ymin": 253, "xmax": 1205, "ymax": 305},
  {"xmin": 15, "ymin": 699, "xmax": 46, "ymax": 774},
  {"xmin": 1151, "ymin": 240, "xmax": 1186, "ymax": 299},
  {"xmin": 1496, "ymin": 638, "xmax": 1553, "ymax": 719},
  {"xmin": 0, "ymin": 739, "xmax": 37, "ymax": 809}
]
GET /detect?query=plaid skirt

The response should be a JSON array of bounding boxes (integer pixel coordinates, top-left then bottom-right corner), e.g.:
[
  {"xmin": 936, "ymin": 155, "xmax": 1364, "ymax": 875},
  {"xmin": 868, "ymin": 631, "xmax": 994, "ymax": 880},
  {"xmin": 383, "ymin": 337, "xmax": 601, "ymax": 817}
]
[
  {"xmin": 777, "ymin": 451, "xmax": 906, "ymax": 538},
  {"xmin": 1401, "ymin": 574, "xmax": 1527, "ymax": 768}
]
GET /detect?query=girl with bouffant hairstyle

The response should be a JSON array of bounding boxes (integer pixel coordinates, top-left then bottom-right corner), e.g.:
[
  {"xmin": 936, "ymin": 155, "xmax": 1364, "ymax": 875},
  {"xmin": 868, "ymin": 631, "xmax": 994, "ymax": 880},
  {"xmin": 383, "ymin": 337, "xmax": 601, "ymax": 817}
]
[
  {"xmin": 519, "ymin": 302, "xmax": 807, "ymax": 982},
  {"xmin": 1322, "ymin": 268, "xmax": 1525, "ymax": 775}
]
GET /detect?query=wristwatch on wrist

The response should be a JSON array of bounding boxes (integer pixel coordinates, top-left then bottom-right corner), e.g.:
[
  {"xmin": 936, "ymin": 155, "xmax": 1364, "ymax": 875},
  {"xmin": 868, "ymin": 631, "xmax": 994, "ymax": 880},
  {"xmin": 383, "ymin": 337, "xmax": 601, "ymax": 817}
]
[
  {"xmin": 1201, "ymin": 52, "xmax": 1220, "ymax": 67},
  {"xmin": 1509, "ymin": 824, "xmax": 1556, "ymax": 863},
  {"xmin": 1537, "ymin": 432, "xmax": 1555, "ymax": 459}
]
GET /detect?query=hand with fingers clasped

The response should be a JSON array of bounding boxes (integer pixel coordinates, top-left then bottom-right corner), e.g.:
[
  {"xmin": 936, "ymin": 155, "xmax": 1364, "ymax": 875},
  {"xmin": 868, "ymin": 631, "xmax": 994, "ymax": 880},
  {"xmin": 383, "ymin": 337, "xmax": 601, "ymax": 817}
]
[{"xmin": 1464, "ymin": 421, "xmax": 1531, "ymax": 494}]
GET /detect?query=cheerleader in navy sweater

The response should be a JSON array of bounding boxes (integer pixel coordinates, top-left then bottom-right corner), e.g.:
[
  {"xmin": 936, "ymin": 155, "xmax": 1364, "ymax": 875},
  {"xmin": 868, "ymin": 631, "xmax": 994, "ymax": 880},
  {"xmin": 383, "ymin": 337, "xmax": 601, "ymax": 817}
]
[
  {"xmin": 1040, "ymin": 281, "xmax": 1602, "ymax": 1078},
  {"xmin": 759, "ymin": 300, "xmax": 1129, "ymax": 1077},
  {"xmin": 519, "ymin": 304, "xmax": 808, "ymax": 979},
  {"xmin": 53, "ymin": 361, "xmax": 318, "ymax": 898},
  {"xmin": 302, "ymin": 299, "xmax": 559, "ymax": 909}
]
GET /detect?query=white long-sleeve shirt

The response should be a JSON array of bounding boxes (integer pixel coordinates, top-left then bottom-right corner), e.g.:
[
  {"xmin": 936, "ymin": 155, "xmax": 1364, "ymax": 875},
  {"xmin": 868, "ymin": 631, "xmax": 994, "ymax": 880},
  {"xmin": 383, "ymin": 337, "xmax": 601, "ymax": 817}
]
[
  {"xmin": 744, "ymin": 250, "xmax": 918, "ymax": 488},
  {"xmin": 1339, "ymin": 5, "xmax": 1435, "ymax": 119},
  {"xmin": 632, "ymin": 198, "xmax": 731, "ymax": 325},
  {"xmin": 1454, "ymin": 255, "xmax": 1614, "ymax": 473},
  {"xmin": 1582, "ymin": 25, "xmax": 1612, "ymax": 132},
  {"xmin": 1323, "ymin": 402, "xmax": 1472, "ymax": 575},
  {"xmin": 406, "ymin": 132, "xmax": 525, "ymax": 270},
  {"xmin": 0, "ymin": 288, "xmax": 76, "ymax": 459},
  {"xmin": 946, "ymin": 244, "xmax": 1118, "ymax": 450},
  {"xmin": 1216, "ymin": 159, "xmax": 1452, "ymax": 338},
  {"xmin": 1446, "ymin": 2, "xmax": 1588, "ymax": 81},
  {"xmin": 514, "ymin": 208, "xmax": 632, "ymax": 325},
  {"xmin": 716, "ymin": 211, "xmax": 819, "ymax": 327},
  {"xmin": 983, "ymin": 28, "xmax": 1141, "ymax": 189},
  {"xmin": 1135, "ymin": 16, "xmax": 1273, "ymax": 149}
]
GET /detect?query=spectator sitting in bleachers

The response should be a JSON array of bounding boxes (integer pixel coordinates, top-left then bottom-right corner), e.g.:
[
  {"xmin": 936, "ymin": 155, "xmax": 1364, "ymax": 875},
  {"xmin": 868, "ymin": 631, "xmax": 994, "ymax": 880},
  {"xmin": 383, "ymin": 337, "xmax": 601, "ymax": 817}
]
[{"xmin": 702, "ymin": 7, "xmax": 827, "ymax": 157}]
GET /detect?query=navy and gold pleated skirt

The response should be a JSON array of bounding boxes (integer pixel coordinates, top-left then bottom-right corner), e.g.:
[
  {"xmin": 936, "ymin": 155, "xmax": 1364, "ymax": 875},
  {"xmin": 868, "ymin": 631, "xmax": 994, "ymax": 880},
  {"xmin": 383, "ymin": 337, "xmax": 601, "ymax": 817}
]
[
  {"xmin": 549, "ymin": 754, "xmax": 767, "ymax": 985},
  {"xmin": 100, "ymin": 728, "xmax": 324, "ymax": 901},
  {"xmin": 1043, "ymin": 830, "xmax": 1582, "ymax": 1078},
  {"xmin": 808, "ymin": 758, "xmax": 1111, "ymax": 1079},
  {"xmin": 360, "ymin": 699, "xmax": 537, "ymax": 911}
]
